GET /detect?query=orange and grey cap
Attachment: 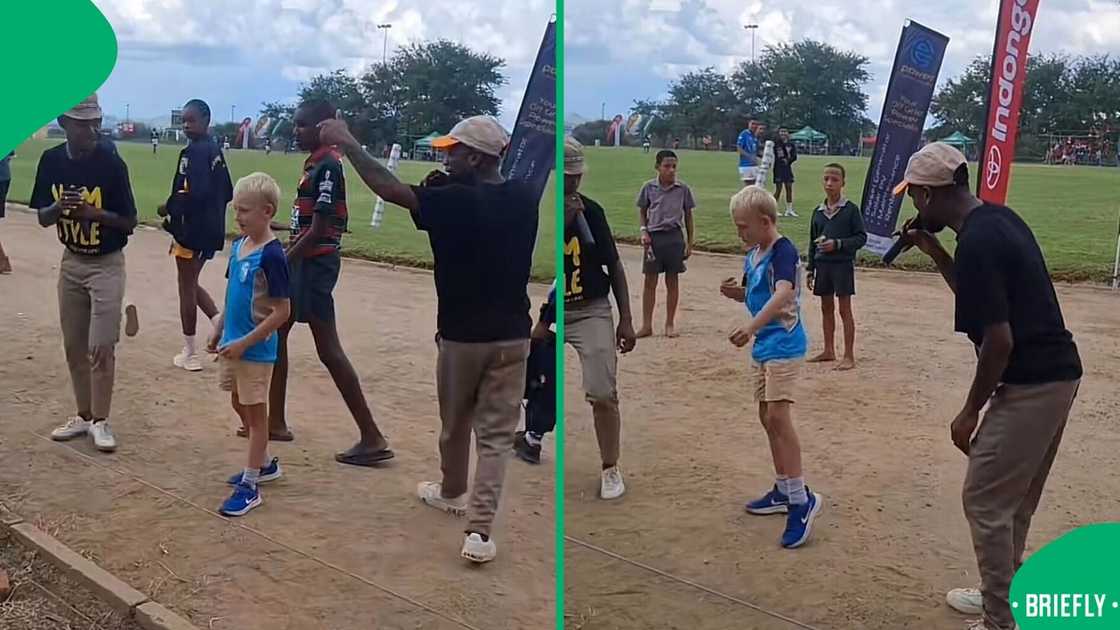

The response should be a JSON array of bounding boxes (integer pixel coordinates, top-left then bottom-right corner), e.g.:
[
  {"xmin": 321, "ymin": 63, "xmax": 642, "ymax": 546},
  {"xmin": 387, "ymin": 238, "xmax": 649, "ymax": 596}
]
[
  {"xmin": 564, "ymin": 136, "xmax": 585, "ymax": 175},
  {"xmin": 892, "ymin": 142, "xmax": 967, "ymax": 196},
  {"xmin": 431, "ymin": 115, "xmax": 510, "ymax": 157},
  {"xmin": 62, "ymin": 93, "xmax": 102, "ymax": 121}
]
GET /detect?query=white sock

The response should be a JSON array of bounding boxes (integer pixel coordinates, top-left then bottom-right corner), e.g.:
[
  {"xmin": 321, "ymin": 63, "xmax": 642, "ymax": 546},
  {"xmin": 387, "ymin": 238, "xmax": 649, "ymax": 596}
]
[
  {"xmin": 242, "ymin": 467, "xmax": 259, "ymax": 489},
  {"xmin": 788, "ymin": 477, "xmax": 808, "ymax": 505},
  {"xmin": 184, "ymin": 335, "xmax": 197, "ymax": 355},
  {"xmin": 787, "ymin": 202, "xmax": 794, "ymax": 213},
  {"xmin": 776, "ymin": 475, "xmax": 789, "ymax": 495}
]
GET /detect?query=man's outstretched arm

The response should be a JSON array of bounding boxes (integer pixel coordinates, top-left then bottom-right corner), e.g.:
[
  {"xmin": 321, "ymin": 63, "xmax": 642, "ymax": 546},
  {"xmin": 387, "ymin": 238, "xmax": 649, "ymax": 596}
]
[{"xmin": 317, "ymin": 119, "xmax": 418, "ymax": 211}]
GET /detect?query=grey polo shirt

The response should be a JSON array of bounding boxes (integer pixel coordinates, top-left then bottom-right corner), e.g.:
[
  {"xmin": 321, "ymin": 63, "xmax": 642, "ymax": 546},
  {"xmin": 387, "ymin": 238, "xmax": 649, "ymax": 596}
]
[{"xmin": 636, "ymin": 178, "xmax": 696, "ymax": 233}]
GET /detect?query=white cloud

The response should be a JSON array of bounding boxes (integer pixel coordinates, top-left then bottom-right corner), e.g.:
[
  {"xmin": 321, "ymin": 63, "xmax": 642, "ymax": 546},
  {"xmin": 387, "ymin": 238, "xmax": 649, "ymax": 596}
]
[{"xmin": 90, "ymin": 0, "xmax": 552, "ymax": 126}]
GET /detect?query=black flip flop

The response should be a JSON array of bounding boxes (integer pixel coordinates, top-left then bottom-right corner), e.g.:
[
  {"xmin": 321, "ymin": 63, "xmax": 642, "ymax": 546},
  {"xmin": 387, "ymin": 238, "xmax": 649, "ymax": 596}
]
[{"xmin": 335, "ymin": 448, "xmax": 395, "ymax": 467}]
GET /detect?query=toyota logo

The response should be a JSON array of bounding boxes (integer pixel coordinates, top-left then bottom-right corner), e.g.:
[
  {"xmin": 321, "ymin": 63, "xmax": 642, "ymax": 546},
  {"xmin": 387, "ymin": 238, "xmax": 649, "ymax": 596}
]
[{"xmin": 986, "ymin": 145, "xmax": 1002, "ymax": 190}]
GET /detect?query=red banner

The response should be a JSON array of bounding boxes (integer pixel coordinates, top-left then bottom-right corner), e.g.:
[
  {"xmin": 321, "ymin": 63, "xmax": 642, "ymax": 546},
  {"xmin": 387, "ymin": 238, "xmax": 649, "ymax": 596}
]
[{"xmin": 978, "ymin": 0, "xmax": 1040, "ymax": 204}]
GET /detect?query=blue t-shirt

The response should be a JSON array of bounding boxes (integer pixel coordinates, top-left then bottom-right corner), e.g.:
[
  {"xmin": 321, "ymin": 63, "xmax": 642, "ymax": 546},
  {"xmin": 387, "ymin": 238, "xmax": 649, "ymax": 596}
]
[
  {"xmin": 737, "ymin": 129, "xmax": 758, "ymax": 168},
  {"xmin": 743, "ymin": 237, "xmax": 808, "ymax": 363},
  {"xmin": 220, "ymin": 237, "xmax": 290, "ymax": 363}
]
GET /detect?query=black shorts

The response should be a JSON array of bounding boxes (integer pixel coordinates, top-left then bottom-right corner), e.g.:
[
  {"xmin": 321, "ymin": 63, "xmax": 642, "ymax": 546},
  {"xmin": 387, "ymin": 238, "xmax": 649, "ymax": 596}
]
[
  {"xmin": 774, "ymin": 168, "xmax": 795, "ymax": 184},
  {"xmin": 0, "ymin": 179, "xmax": 9, "ymax": 218},
  {"xmin": 291, "ymin": 253, "xmax": 340, "ymax": 323},
  {"xmin": 643, "ymin": 228, "xmax": 687, "ymax": 275},
  {"xmin": 812, "ymin": 262, "xmax": 855, "ymax": 297}
]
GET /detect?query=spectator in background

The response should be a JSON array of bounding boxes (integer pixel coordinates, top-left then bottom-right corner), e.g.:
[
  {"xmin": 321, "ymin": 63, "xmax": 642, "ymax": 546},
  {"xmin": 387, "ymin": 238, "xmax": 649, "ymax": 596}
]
[{"xmin": 0, "ymin": 150, "xmax": 12, "ymax": 273}]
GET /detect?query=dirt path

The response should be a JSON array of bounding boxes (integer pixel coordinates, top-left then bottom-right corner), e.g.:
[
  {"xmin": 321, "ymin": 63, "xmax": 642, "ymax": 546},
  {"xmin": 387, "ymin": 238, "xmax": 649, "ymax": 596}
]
[
  {"xmin": 0, "ymin": 209, "xmax": 554, "ymax": 630},
  {"xmin": 564, "ymin": 244, "xmax": 1120, "ymax": 629}
]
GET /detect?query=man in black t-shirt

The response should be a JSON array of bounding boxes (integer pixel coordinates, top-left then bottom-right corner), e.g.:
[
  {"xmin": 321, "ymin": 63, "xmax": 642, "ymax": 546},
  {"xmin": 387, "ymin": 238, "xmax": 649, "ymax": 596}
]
[
  {"xmin": 318, "ymin": 113, "xmax": 536, "ymax": 565},
  {"xmin": 559, "ymin": 137, "xmax": 636, "ymax": 500},
  {"xmin": 30, "ymin": 94, "xmax": 139, "ymax": 454},
  {"xmin": 894, "ymin": 143, "xmax": 1082, "ymax": 630}
]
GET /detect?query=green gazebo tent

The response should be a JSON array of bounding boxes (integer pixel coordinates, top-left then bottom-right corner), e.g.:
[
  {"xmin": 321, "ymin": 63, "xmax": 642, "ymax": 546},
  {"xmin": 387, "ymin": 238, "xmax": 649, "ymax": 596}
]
[
  {"xmin": 939, "ymin": 130, "xmax": 976, "ymax": 149},
  {"xmin": 413, "ymin": 131, "xmax": 443, "ymax": 161},
  {"xmin": 789, "ymin": 126, "xmax": 828, "ymax": 155}
]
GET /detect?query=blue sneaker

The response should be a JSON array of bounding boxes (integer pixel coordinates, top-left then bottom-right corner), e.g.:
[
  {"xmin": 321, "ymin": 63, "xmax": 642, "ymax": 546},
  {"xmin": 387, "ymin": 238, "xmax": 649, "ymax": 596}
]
[
  {"xmin": 781, "ymin": 490, "xmax": 822, "ymax": 549},
  {"xmin": 219, "ymin": 483, "xmax": 261, "ymax": 517},
  {"xmin": 226, "ymin": 457, "xmax": 282, "ymax": 486},
  {"xmin": 745, "ymin": 485, "xmax": 789, "ymax": 515}
]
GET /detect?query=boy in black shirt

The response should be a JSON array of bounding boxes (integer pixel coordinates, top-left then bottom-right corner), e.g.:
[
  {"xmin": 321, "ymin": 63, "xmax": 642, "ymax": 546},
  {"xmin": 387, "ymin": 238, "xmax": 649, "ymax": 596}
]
[
  {"xmin": 30, "ymin": 94, "xmax": 138, "ymax": 453},
  {"xmin": 806, "ymin": 164, "xmax": 866, "ymax": 370},
  {"xmin": 318, "ymin": 113, "xmax": 538, "ymax": 564},
  {"xmin": 562, "ymin": 137, "xmax": 637, "ymax": 500},
  {"xmin": 773, "ymin": 128, "xmax": 798, "ymax": 217},
  {"xmin": 895, "ymin": 142, "xmax": 1082, "ymax": 630}
]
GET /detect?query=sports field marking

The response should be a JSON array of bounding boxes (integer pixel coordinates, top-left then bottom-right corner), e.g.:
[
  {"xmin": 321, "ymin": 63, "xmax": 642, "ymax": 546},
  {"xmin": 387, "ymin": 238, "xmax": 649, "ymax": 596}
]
[{"xmin": 567, "ymin": 535, "xmax": 823, "ymax": 630}]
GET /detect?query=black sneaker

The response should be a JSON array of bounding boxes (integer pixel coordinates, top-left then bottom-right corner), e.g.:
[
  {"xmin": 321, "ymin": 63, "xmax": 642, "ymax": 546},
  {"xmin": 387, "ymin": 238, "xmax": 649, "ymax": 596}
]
[{"xmin": 514, "ymin": 431, "xmax": 541, "ymax": 465}]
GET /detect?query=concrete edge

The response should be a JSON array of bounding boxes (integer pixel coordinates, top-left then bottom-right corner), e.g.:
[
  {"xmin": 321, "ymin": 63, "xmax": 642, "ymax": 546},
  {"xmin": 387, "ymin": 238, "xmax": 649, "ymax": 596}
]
[{"xmin": 1, "ymin": 515, "xmax": 200, "ymax": 630}]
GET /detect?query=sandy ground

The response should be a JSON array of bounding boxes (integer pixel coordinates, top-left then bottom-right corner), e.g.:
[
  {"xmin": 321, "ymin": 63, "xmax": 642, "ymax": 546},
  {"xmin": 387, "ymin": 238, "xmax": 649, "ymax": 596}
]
[
  {"xmin": 0, "ymin": 209, "xmax": 555, "ymax": 630},
  {"xmin": 564, "ymin": 243, "xmax": 1120, "ymax": 629}
]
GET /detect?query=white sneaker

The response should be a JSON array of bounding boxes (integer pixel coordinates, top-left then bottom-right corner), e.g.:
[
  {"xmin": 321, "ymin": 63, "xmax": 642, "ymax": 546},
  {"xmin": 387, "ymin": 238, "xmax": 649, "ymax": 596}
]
[
  {"xmin": 461, "ymin": 533, "xmax": 496, "ymax": 564},
  {"xmin": 90, "ymin": 421, "xmax": 117, "ymax": 452},
  {"xmin": 51, "ymin": 416, "xmax": 91, "ymax": 441},
  {"xmin": 600, "ymin": 466, "xmax": 626, "ymax": 500},
  {"xmin": 416, "ymin": 481, "xmax": 467, "ymax": 516},
  {"xmin": 173, "ymin": 349, "xmax": 203, "ymax": 372},
  {"xmin": 964, "ymin": 620, "xmax": 1014, "ymax": 630},
  {"xmin": 788, "ymin": 210, "xmax": 799, "ymax": 217},
  {"xmin": 947, "ymin": 587, "xmax": 984, "ymax": 615}
]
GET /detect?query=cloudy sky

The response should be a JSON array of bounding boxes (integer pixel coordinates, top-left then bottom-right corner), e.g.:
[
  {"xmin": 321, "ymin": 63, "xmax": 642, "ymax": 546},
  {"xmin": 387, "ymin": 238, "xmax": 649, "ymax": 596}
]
[
  {"xmin": 566, "ymin": 0, "xmax": 1120, "ymax": 124},
  {"xmin": 93, "ymin": 0, "xmax": 554, "ymax": 127}
]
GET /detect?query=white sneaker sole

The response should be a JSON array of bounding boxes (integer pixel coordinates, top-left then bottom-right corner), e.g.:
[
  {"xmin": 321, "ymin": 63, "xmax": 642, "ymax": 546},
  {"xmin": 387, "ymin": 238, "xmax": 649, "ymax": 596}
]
[
  {"xmin": 420, "ymin": 496, "xmax": 467, "ymax": 516},
  {"xmin": 173, "ymin": 356, "xmax": 203, "ymax": 372},
  {"xmin": 745, "ymin": 503, "xmax": 789, "ymax": 515},
  {"xmin": 94, "ymin": 441, "xmax": 117, "ymax": 453},
  {"xmin": 461, "ymin": 544, "xmax": 496, "ymax": 564},
  {"xmin": 51, "ymin": 430, "xmax": 89, "ymax": 441},
  {"xmin": 600, "ymin": 485, "xmax": 626, "ymax": 500}
]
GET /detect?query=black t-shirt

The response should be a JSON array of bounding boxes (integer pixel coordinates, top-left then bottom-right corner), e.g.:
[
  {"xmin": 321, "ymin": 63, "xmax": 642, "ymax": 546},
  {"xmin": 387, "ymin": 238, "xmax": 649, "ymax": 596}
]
[
  {"xmin": 411, "ymin": 179, "xmax": 538, "ymax": 342},
  {"xmin": 953, "ymin": 204, "xmax": 1082, "ymax": 384},
  {"xmin": 564, "ymin": 194, "xmax": 619, "ymax": 305},
  {"xmin": 30, "ymin": 143, "xmax": 137, "ymax": 256}
]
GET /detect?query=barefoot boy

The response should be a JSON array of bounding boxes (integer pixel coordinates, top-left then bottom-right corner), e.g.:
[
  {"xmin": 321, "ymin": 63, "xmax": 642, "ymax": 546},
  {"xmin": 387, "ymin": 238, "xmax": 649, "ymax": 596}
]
[
  {"xmin": 209, "ymin": 173, "xmax": 290, "ymax": 516},
  {"xmin": 637, "ymin": 150, "xmax": 695, "ymax": 338},
  {"xmin": 267, "ymin": 99, "xmax": 392, "ymax": 464},
  {"xmin": 721, "ymin": 186, "xmax": 821, "ymax": 549},
  {"xmin": 806, "ymin": 163, "xmax": 866, "ymax": 370}
]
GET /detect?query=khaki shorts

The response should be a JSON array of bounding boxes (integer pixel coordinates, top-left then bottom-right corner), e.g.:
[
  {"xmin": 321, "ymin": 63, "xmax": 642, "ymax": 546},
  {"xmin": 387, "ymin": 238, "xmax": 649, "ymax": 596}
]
[
  {"xmin": 751, "ymin": 359, "xmax": 801, "ymax": 403},
  {"xmin": 219, "ymin": 357, "xmax": 274, "ymax": 406}
]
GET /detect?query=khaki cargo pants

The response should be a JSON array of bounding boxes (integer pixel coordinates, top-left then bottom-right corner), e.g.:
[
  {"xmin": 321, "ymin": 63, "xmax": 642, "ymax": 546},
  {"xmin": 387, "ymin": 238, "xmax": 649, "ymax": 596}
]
[
  {"xmin": 964, "ymin": 379, "xmax": 1080, "ymax": 630},
  {"xmin": 436, "ymin": 337, "xmax": 530, "ymax": 537},
  {"xmin": 565, "ymin": 298, "xmax": 621, "ymax": 466},
  {"xmin": 58, "ymin": 249, "xmax": 126, "ymax": 421}
]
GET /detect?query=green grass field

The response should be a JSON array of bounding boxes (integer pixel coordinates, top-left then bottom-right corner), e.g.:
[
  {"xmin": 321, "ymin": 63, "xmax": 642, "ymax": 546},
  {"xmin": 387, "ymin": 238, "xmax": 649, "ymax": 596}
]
[
  {"xmin": 6, "ymin": 139, "xmax": 556, "ymax": 280},
  {"xmin": 580, "ymin": 146, "xmax": 1120, "ymax": 282}
]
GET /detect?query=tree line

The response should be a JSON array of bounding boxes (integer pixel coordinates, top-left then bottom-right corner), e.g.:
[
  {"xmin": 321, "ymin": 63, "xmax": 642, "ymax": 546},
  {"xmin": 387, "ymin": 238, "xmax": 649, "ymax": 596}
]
[
  {"xmin": 257, "ymin": 40, "xmax": 507, "ymax": 151},
  {"xmin": 572, "ymin": 39, "xmax": 1120, "ymax": 162}
]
